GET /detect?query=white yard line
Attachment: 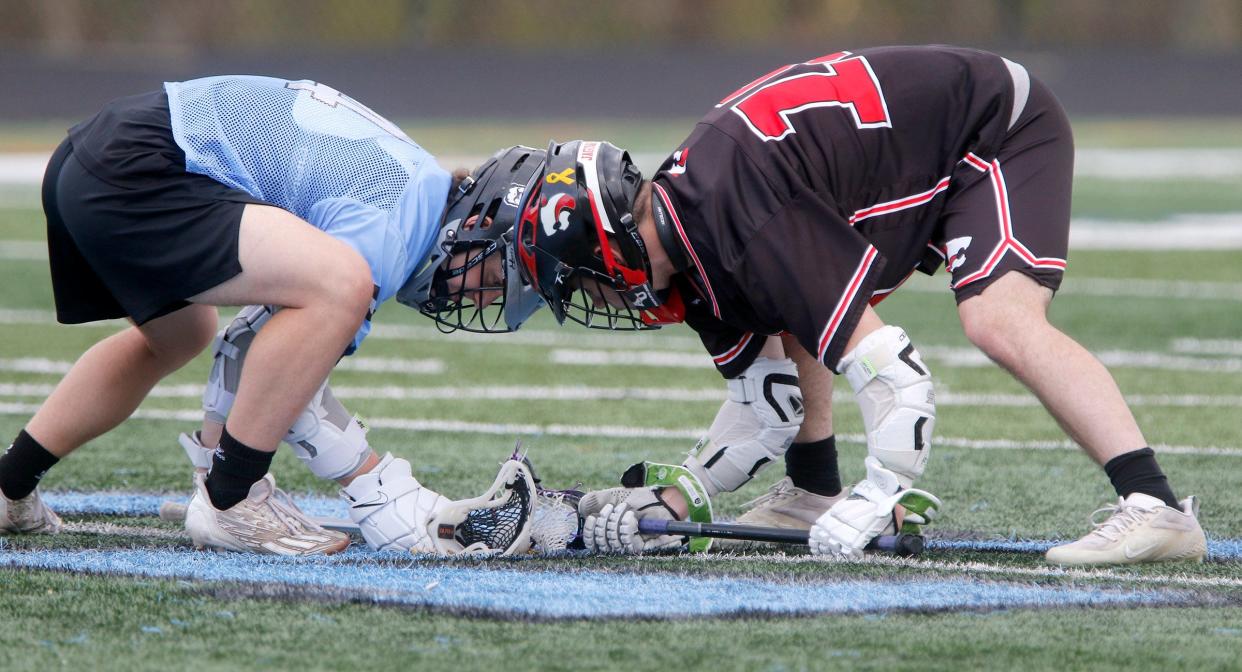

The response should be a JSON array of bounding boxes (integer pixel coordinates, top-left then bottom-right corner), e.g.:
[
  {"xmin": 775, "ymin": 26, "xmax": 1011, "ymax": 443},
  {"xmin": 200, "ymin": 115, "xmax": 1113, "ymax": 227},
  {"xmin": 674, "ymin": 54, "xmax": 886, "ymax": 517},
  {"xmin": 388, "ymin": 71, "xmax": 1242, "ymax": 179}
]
[
  {"xmin": 1172, "ymin": 338, "xmax": 1242, "ymax": 356},
  {"xmin": 6, "ymin": 222, "xmax": 1242, "ymax": 261},
  {"xmin": 0, "ymin": 240, "xmax": 44, "ymax": 260},
  {"xmin": 0, "ymin": 357, "xmax": 441, "ymax": 376},
  {"xmin": 1, "ymin": 401, "xmax": 1238, "ymax": 457},
  {"xmin": 63, "ymin": 521, "xmax": 186, "ymax": 541},
  {"xmin": 7, "ymin": 149, "xmax": 1242, "ymax": 186},
  {"xmin": 550, "ymin": 346, "xmax": 1242, "ymax": 373},
  {"xmin": 652, "ymin": 553, "xmax": 1242, "ymax": 588},
  {"xmin": 1072, "ymin": 148, "xmax": 1242, "ymax": 180},
  {"xmin": 4, "ymin": 381, "xmax": 1241, "ymax": 408},
  {"xmin": 334, "ymin": 357, "xmax": 444, "ymax": 375}
]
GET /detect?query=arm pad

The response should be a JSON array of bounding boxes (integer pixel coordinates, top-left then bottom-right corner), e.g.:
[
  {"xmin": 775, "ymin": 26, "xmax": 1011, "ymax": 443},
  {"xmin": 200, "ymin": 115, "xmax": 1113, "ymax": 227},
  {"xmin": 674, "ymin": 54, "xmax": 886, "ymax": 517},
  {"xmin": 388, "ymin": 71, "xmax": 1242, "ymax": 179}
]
[
  {"xmin": 683, "ymin": 357, "xmax": 804, "ymax": 496},
  {"xmin": 837, "ymin": 325, "xmax": 935, "ymax": 488}
]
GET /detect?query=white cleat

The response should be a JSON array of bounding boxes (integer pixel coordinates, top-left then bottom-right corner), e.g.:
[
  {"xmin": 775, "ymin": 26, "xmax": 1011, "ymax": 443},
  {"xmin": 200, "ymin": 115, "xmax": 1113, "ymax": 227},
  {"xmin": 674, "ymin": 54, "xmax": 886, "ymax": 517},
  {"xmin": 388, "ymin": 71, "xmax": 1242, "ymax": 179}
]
[
  {"xmin": 0, "ymin": 487, "xmax": 63, "ymax": 534},
  {"xmin": 1045, "ymin": 493, "xmax": 1207, "ymax": 565},
  {"xmin": 717, "ymin": 477, "xmax": 845, "ymax": 548},
  {"xmin": 185, "ymin": 472, "xmax": 350, "ymax": 556}
]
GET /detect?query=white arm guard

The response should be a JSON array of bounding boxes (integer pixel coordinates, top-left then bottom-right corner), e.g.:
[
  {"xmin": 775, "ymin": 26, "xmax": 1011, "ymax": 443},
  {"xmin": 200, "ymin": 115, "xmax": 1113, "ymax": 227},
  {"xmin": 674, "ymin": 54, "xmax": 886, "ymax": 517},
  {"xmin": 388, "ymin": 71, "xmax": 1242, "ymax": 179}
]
[
  {"xmin": 683, "ymin": 357, "xmax": 804, "ymax": 496},
  {"xmin": 202, "ymin": 305, "xmax": 274, "ymax": 424},
  {"xmin": 837, "ymin": 325, "xmax": 935, "ymax": 488}
]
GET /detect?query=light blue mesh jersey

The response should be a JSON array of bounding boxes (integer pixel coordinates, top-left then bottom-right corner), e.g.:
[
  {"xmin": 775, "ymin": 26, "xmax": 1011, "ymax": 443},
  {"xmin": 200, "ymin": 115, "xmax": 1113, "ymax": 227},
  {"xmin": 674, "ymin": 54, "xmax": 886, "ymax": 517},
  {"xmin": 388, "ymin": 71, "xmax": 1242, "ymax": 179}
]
[{"xmin": 164, "ymin": 75, "xmax": 451, "ymax": 351}]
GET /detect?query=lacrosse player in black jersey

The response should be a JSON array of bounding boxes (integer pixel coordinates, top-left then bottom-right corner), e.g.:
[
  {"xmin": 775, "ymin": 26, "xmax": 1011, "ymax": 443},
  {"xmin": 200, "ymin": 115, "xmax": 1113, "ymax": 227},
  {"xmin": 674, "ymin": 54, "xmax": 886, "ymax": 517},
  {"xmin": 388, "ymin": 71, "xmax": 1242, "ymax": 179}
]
[{"xmin": 510, "ymin": 45, "xmax": 1206, "ymax": 564}]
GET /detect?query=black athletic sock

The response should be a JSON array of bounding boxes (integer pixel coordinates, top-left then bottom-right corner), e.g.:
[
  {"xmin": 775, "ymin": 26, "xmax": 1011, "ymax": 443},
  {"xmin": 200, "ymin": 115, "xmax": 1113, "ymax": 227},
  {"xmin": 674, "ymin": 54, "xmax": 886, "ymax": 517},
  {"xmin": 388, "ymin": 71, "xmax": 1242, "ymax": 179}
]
[
  {"xmin": 204, "ymin": 428, "xmax": 274, "ymax": 510},
  {"xmin": 784, "ymin": 435, "xmax": 842, "ymax": 497},
  {"xmin": 0, "ymin": 430, "xmax": 60, "ymax": 500},
  {"xmin": 1104, "ymin": 447, "xmax": 1179, "ymax": 509}
]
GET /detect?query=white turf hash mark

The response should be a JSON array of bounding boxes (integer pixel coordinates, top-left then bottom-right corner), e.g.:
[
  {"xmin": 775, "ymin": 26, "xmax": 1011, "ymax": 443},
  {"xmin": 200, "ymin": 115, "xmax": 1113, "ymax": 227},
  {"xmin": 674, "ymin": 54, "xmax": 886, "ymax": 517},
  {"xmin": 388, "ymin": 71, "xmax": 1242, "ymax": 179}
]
[
  {"xmin": 8, "ymin": 148, "xmax": 1242, "ymax": 185},
  {"xmin": 0, "ymin": 401, "xmax": 1238, "ymax": 457},
  {"xmin": 0, "ymin": 356, "xmax": 443, "ymax": 377},
  {"xmin": 632, "ymin": 553, "xmax": 1242, "ymax": 589},
  {"xmin": 4, "ymin": 381, "xmax": 1242, "ymax": 408}
]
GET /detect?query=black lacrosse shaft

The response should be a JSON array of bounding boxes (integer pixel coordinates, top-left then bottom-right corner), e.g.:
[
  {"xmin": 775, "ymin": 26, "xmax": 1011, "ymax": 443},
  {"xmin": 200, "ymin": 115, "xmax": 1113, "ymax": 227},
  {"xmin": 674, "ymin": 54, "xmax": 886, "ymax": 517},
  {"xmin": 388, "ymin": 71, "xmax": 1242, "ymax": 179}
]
[{"xmin": 638, "ymin": 519, "xmax": 924, "ymax": 556}]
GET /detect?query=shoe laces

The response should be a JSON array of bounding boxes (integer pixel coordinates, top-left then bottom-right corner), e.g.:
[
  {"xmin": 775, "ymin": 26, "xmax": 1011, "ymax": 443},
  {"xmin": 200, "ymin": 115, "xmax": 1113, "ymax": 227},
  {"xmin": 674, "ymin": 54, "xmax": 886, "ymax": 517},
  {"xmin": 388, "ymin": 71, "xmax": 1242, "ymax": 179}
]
[
  {"xmin": 742, "ymin": 478, "xmax": 799, "ymax": 509},
  {"xmin": 254, "ymin": 482, "xmax": 323, "ymax": 535},
  {"xmin": 1086, "ymin": 500, "xmax": 1149, "ymax": 542}
]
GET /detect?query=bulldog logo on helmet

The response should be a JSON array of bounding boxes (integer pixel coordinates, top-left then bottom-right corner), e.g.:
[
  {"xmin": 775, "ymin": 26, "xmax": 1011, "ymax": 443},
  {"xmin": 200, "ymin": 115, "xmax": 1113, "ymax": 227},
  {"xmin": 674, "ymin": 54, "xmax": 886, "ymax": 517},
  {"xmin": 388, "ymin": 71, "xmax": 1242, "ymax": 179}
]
[{"xmin": 503, "ymin": 183, "xmax": 525, "ymax": 208}]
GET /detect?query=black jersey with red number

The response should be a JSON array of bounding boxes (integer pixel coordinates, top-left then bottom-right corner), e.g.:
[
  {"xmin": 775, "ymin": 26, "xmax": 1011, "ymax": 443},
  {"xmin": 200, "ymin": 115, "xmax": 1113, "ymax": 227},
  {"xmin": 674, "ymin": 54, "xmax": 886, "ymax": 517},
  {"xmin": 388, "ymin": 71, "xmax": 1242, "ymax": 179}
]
[{"xmin": 652, "ymin": 45, "xmax": 1019, "ymax": 376}]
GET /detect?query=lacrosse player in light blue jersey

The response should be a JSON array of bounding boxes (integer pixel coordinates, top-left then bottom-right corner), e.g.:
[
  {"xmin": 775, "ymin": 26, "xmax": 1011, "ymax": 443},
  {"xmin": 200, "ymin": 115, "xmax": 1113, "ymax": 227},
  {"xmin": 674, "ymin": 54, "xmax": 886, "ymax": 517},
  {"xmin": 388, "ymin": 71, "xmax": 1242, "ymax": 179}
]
[{"xmin": 2, "ymin": 76, "xmax": 544, "ymax": 556}]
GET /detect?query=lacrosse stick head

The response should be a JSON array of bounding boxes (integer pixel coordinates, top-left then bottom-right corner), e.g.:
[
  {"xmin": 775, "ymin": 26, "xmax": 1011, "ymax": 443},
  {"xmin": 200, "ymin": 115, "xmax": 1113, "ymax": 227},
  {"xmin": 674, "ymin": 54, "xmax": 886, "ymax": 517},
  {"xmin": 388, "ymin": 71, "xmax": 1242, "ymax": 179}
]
[
  {"xmin": 429, "ymin": 458, "xmax": 538, "ymax": 556},
  {"xmin": 528, "ymin": 485, "xmax": 585, "ymax": 553}
]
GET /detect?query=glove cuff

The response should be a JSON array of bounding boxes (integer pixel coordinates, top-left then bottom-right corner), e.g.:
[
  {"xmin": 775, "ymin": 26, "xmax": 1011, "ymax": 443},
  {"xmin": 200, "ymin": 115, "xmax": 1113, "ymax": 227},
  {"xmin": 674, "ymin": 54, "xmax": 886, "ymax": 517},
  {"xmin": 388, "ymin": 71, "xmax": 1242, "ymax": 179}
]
[{"xmin": 620, "ymin": 461, "xmax": 714, "ymax": 552}]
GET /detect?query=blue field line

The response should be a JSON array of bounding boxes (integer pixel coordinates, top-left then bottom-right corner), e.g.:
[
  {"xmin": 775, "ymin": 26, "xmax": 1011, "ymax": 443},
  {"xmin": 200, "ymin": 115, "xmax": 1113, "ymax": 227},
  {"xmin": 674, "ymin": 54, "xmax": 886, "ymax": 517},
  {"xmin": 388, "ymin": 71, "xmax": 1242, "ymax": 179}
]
[
  {"xmin": 44, "ymin": 491, "xmax": 1242, "ymax": 561},
  {"xmin": 0, "ymin": 547, "xmax": 1190, "ymax": 619},
  {"xmin": 930, "ymin": 537, "xmax": 1242, "ymax": 561},
  {"xmin": 44, "ymin": 491, "xmax": 350, "ymax": 518}
]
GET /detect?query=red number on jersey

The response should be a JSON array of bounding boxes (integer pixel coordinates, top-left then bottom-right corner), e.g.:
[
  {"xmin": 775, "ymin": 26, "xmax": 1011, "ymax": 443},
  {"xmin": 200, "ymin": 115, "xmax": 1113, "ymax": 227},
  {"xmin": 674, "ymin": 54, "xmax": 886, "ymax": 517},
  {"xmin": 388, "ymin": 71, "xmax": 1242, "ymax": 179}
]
[{"xmin": 721, "ymin": 52, "xmax": 891, "ymax": 141}]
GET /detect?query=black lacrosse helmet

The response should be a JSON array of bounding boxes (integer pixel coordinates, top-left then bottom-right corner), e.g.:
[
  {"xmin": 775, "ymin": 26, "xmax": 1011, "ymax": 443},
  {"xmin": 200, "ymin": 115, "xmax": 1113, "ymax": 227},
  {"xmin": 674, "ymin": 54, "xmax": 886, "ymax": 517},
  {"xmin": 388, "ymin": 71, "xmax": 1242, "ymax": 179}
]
[
  {"xmin": 512, "ymin": 140, "xmax": 683, "ymax": 330},
  {"xmin": 396, "ymin": 145, "xmax": 547, "ymax": 332}
]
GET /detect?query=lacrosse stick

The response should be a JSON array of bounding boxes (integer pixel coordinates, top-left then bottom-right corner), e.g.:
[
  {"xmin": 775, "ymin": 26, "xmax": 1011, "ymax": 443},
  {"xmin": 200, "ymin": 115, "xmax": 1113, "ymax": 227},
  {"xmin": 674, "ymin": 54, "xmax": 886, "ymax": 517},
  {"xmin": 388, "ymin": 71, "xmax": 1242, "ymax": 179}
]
[{"xmin": 638, "ymin": 519, "xmax": 925, "ymax": 557}]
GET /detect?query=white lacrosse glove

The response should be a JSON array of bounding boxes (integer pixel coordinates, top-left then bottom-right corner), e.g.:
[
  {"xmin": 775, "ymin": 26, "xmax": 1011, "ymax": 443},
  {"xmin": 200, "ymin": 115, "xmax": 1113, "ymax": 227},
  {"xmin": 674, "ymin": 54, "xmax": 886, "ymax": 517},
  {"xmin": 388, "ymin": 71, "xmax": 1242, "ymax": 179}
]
[
  {"xmin": 577, "ymin": 487, "xmax": 684, "ymax": 554},
  {"xmin": 342, "ymin": 453, "xmax": 537, "ymax": 556},
  {"xmin": 809, "ymin": 457, "xmax": 941, "ymax": 559},
  {"xmin": 342, "ymin": 453, "xmax": 449, "ymax": 553}
]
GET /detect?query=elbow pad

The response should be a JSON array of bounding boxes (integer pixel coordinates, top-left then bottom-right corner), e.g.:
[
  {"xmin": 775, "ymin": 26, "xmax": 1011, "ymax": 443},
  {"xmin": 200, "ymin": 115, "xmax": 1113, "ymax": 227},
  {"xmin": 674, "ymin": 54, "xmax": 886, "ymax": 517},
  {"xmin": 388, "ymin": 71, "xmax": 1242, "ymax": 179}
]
[{"xmin": 684, "ymin": 357, "xmax": 804, "ymax": 496}]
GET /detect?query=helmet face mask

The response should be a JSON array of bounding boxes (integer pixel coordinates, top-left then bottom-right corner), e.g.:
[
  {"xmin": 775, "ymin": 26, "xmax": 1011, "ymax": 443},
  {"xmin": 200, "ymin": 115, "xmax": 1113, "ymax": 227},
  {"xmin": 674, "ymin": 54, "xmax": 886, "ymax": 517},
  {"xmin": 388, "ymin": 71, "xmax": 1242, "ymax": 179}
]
[
  {"xmin": 512, "ymin": 140, "xmax": 677, "ymax": 331},
  {"xmin": 396, "ymin": 146, "xmax": 547, "ymax": 333}
]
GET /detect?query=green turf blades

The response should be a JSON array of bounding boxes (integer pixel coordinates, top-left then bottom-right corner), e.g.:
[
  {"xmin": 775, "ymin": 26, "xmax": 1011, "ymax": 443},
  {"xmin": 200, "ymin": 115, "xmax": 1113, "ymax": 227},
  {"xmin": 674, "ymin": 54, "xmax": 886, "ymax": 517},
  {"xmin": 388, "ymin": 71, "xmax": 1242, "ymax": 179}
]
[{"xmin": 626, "ymin": 461, "xmax": 714, "ymax": 552}]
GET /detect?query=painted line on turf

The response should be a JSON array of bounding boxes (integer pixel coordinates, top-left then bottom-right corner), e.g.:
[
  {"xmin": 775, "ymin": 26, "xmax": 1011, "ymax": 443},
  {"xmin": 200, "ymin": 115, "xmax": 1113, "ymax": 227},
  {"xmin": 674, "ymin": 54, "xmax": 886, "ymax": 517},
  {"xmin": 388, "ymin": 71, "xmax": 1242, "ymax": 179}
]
[
  {"xmin": 5, "ymin": 148, "xmax": 1242, "ymax": 186},
  {"xmin": 0, "ymin": 357, "xmax": 442, "ymax": 377},
  {"xmin": 1172, "ymin": 338, "xmax": 1242, "ymax": 356},
  {"xmin": 631, "ymin": 549, "xmax": 1242, "ymax": 586},
  {"xmin": 2, "ymin": 402, "xmax": 1239, "ymax": 457},
  {"xmin": 549, "ymin": 346, "xmax": 1242, "ymax": 373},
  {"xmin": 41, "ymin": 492, "xmax": 1242, "ymax": 563},
  {"xmin": 5, "ymin": 382, "xmax": 1242, "ymax": 409},
  {"xmin": 62, "ymin": 521, "xmax": 187, "ymax": 541},
  {"xmin": 0, "ymin": 547, "xmax": 1190, "ymax": 618}
]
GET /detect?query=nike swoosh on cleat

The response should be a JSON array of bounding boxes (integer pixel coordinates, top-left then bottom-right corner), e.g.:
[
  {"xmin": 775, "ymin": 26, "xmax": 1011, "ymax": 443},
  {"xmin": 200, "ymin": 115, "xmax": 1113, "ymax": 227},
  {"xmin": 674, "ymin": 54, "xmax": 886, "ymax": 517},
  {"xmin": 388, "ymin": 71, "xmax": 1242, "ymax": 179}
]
[{"xmin": 1124, "ymin": 541, "xmax": 1161, "ymax": 559}]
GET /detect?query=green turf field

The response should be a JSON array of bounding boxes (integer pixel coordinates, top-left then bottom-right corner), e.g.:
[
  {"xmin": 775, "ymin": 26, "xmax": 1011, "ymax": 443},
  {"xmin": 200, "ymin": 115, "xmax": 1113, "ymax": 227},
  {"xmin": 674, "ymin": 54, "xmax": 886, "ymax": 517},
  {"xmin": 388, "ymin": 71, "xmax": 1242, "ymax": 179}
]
[{"xmin": 1, "ymin": 120, "xmax": 1241, "ymax": 671}]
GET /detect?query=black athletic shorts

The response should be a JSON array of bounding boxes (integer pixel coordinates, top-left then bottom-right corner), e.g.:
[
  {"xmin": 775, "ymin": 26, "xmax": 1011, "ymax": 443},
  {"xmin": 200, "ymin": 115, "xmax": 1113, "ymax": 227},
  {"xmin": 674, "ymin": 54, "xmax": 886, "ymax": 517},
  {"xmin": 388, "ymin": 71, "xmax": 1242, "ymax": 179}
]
[
  {"xmin": 931, "ymin": 74, "xmax": 1074, "ymax": 303},
  {"xmin": 43, "ymin": 89, "xmax": 266, "ymax": 325}
]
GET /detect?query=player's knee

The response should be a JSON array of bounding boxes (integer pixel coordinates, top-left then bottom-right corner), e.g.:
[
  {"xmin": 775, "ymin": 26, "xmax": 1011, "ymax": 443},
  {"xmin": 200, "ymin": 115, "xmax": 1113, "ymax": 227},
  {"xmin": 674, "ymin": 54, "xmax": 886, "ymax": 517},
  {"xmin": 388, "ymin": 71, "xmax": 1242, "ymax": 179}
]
[
  {"xmin": 142, "ymin": 306, "xmax": 218, "ymax": 366},
  {"xmin": 960, "ymin": 295, "xmax": 1044, "ymax": 366},
  {"xmin": 183, "ymin": 310, "xmax": 220, "ymax": 356},
  {"xmin": 317, "ymin": 250, "xmax": 374, "ymax": 323}
]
